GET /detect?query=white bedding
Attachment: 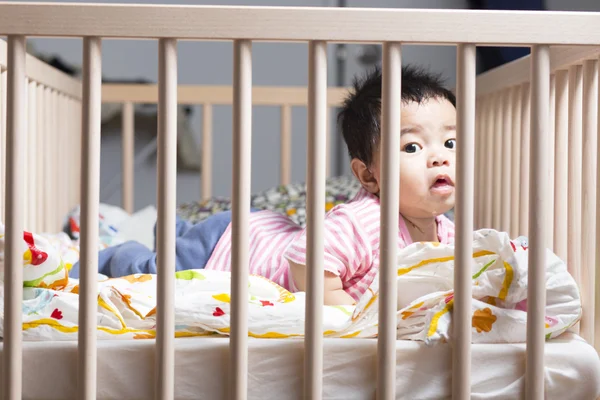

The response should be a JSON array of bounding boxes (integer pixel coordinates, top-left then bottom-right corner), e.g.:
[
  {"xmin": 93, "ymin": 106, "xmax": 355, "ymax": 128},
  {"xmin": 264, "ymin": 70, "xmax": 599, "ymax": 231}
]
[
  {"xmin": 0, "ymin": 227, "xmax": 582, "ymax": 344},
  {"xmin": 0, "ymin": 332, "xmax": 598, "ymax": 399},
  {"xmin": 0, "ymin": 219, "xmax": 594, "ymax": 398}
]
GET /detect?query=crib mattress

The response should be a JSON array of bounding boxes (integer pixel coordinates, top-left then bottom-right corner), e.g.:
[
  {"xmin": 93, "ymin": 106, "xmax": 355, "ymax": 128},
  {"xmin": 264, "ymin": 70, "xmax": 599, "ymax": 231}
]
[{"xmin": 1, "ymin": 332, "xmax": 598, "ymax": 399}]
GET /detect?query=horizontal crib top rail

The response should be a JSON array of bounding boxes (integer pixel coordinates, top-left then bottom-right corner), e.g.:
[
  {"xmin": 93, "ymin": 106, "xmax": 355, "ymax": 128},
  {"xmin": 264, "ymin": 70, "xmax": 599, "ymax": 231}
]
[
  {"xmin": 477, "ymin": 45, "xmax": 600, "ymax": 97},
  {"xmin": 0, "ymin": 39, "xmax": 82, "ymax": 99},
  {"xmin": 102, "ymin": 84, "xmax": 349, "ymax": 106},
  {"xmin": 0, "ymin": 3, "xmax": 600, "ymax": 45}
]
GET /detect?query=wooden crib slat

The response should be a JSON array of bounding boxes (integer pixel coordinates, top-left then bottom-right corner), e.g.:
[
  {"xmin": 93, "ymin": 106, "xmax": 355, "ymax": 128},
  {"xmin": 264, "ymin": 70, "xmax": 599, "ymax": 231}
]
[
  {"xmin": 305, "ymin": 39, "xmax": 328, "ymax": 400},
  {"xmin": 27, "ymin": 81, "xmax": 38, "ymax": 232},
  {"xmin": 477, "ymin": 97, "xmax": 489, "ymax": 230},
  {"xmin": 527, "ymin": 44, "xmax": 550, "ymax": 400},
  {"xmin": 326, "ymin": 107, "xmax": 332, "ymax": 179},
  {"xmin": 568, "ymin": 64, "xmax": 583, "ymax": 288},
  {"xmin": 231, "ymin": 38, "xmax": 252, "ymax": 400},
  {"xmin": 280, "ymin": 104, "xmax": 291, "ymax": 186},
  {"xmin": 72, "ymin": 97, "xmax": 79, "ymax": 218},
  {"xmin": 78, "ymin": 36, "xmax": 102, "ymax": 400},
  {"xmin": 480, "ymin": 95, "xmax": 495, "ymax": 228},
  {"xmin": 46, "ymin": 89, "xmax": 53, "ymax": 231},
  {"xmin": 78, "ymin": 97, "xmax": 83, "ymax": 210},
  {"xmin": 474, "ymin": 97, "xmax": 483, "ymax": 229},
  {"xmin": 62, "ymin": 94, "xmax": 68, "ymax": 221},
  {"xmin": 77, "ymin": 99, "xmax": 83, "ymax": 213},
  {"xmin": 473, "ymin": 98, "xmax": 480, "ymax": 228},
  {"xmin": 201, "ymin": 103, "xmax": 212, "ymax": 200},
  {"xmin": 122, "ymin": 101, "xmax": 135, "ymax": 214},
  {"xmin": 0, "ymin": 69, "xmax": 6, "ymax": 223},
  {"xmin": 596, "ymin": 55, "xmax": 600, "ymax": 352},
  {"xmin": 22, "ymin": 80, "xmax": 29, "ymax": 231},
  {"xmin": 581, "ymin": 59, "xmax": 598, "ymax": 346},
  {"xmin": 547, "ymin": 75, "xmax": 556, "ymax": 248},
  {"xmin": 453, "ymin": 42, "xmax": 476, "ymax": 400},
  {"xmin": 69, "ymin": 96, "xmax": 76, "ymax": 213},
  {"xmin": 63, "ymin": 94, "xmax": 70, "ymax": 222},
  {"xmin": 25, "ymin": 79, "xmax": 36, "ymax": 231},
  {"xmin": 56, "ymin": 93, "xmax": 61, "ymax": 229},
  {"xmin": 377, "ymin": 41, "xmax": 401, "ymax": 400},
  {"xmin": 484, "ymin": 94, "xmax": 495, "ymax": 229},
  {"xmin": 156, "ymin": 37, "xmax": 178, "ymax": 400},
  {"xmin": 43, "ymin": 87, "xmax": 52, "ymax": 232},
  {"xmin": 501, "ymin": 88, "xmax": 512, "ymax": 233},
  {"xmin": 63, "ymin": 94, "xmax": 68, "ymax": 224},
  {"xmin": 519, "ymin": 83, "xmax": 531, "ymax": 237},
  {"xmin": 69, "ymin": 96, "xmax": 77, "ymax": 214},
  {"xmin": 3, "ymin": 34, "xmax": 26, "ymax": 400},
  {"xmin": 510, "ymin": 85, "xmax": 522, "ymax": 238},
  {"xmin": 62, "ymin": 94, "xmax": 68, "ymax": 225},
  {"xmin": 52, "ymin": 90, "xmax": 60, "ymax": 231},
  {"xmin": 51, "ymin": 90, "xmax": 57, "ymax": 230},
  {"xmin": 35, "ymin": 84, "xmax": 44, "ymax": 233},
  {"xmin": 492, "ymin": 90, "xmax": 503, "ymax": 230}
]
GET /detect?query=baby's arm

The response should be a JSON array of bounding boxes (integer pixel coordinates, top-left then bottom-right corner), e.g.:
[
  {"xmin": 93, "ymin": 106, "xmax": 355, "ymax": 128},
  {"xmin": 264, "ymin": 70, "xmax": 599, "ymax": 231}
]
[
  {"xmin": 289, "ymin": 260, "xmax": 356, "ymax": 306},
  {"xmin": 284, "ymin": 207, "xmax": 370, "ymax": 306}
]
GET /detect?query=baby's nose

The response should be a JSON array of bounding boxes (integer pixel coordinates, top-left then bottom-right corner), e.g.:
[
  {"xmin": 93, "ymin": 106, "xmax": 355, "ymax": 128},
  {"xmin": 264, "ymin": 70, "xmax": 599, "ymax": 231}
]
[{"xmin": 429, "ymin": 151, "xmax": 450, "ymax": 167}]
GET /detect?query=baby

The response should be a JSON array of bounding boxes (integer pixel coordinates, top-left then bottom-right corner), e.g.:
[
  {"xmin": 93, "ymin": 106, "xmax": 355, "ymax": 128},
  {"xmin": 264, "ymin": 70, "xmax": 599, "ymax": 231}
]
[
  {"xmin": 69, "ymin": 65, "xmax": 456, "ymax": 306},
  {"xmin": 288, "ymin": 65, "xmax": 457, "ymax": 305}
]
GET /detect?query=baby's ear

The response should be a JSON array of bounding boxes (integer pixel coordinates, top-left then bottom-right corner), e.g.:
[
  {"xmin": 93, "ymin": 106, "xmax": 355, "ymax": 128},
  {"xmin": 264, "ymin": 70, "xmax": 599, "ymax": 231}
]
[{"xmin": 350, "ymin": 158, "xmax": 380, "ymax": 195}]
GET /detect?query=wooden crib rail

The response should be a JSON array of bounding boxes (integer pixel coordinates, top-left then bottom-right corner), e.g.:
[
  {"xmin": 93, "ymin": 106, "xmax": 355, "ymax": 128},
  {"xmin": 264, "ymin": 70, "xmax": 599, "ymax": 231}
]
[
  {"xmin": 476, "ymin": 45, "xmax": 600, "ymax": 97},
  {"xmin": 102, "ymin": 84, "xmax": 348, "ymax": 106},
  {"xmin": 101, "ymin": 84, "xmax": 349, "ymax": 208},
  {"xmin": 2, "ymin": 3, "xmax": 600, "ymax": 45},
  {"xmin": 474, "ymin": 46, "xmax": 600, "ymax": 356},
  {"xmin": 0, "ymin": 39, "xmax": 82, "ymax": 234},
  {"xmin": 0, "ymin": 39, "xmax": 82, "ymax": 100}
]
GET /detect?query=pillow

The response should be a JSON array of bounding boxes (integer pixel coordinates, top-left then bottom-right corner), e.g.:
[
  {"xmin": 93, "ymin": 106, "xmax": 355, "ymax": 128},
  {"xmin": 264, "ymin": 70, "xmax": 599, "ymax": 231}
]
[{"xmin": 114, "ymin": 206, "xmax": 157, "ymax": 250}]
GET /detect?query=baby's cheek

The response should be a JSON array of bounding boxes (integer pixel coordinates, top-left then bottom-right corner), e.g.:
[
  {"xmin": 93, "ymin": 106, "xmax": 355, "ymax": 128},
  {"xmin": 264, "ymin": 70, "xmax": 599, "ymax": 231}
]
[
  {"xmin": 398, "ymin": 176, "xmax": 421, "ymax": 200},
  {"xmin": 398, "ymin": 165, "xmax": 419, "ymax": 186}
]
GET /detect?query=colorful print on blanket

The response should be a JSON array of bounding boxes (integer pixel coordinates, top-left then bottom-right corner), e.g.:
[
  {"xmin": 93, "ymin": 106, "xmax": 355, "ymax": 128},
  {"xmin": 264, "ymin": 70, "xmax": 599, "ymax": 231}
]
[
  {"xmin": 353, "ymin": 229, "xmax": 582, "ymax": 344},
  {"xmin": 0, "ymin": 223, "xmax": 581, "ymax": 343}
]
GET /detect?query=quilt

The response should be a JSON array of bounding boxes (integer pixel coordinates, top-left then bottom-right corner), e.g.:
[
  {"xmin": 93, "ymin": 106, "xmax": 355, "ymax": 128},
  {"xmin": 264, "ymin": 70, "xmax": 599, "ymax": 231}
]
[{"xmin": 0, "ymin": 223, "xmax": 580, "ymax": 344}]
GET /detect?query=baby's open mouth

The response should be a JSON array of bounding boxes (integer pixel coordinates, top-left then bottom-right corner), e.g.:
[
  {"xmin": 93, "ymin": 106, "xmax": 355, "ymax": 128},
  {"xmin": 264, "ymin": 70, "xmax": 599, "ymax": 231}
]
[
  {"xmin": 430, "ymin": 175, "xmax": 454, "ymax": 192},
  {"xmin": 432, "ymin": 175, "xmax": 452, "ymax": 186}
]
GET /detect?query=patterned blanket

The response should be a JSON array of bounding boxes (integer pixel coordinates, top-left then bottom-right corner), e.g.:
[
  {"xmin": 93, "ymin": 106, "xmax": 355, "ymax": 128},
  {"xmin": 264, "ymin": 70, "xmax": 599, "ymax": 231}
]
[
  {"xmin": 0, "ymin": 221, "xmax": 580, "ymax": 344},
  {"xmin": 176, "ymin": 176, "xmax": 365, "ymax": 226}
]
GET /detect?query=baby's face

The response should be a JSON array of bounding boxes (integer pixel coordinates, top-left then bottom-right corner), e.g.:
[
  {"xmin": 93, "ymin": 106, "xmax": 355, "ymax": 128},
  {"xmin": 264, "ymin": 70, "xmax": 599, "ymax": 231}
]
[{"xmin": 372, "ymin": 98, "xmax": 457, "ymax": 218}]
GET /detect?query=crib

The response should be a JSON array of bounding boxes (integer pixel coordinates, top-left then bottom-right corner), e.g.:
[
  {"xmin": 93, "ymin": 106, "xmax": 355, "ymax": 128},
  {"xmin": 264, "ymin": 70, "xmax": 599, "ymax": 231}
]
[{"xmin": 0, "ymin": 2, "xmax": 599, "ymax": 400}]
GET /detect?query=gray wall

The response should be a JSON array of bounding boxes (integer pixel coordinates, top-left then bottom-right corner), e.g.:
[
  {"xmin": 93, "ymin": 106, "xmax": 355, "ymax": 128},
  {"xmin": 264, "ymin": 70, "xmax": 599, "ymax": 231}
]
[{"xmin": 23, "ymin": 0, "xmax": 600, "ymax": 211}]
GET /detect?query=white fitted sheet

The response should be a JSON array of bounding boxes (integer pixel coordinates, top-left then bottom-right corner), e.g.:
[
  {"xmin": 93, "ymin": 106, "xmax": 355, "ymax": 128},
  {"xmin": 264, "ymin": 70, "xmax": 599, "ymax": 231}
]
[{"xmin": 1, "ymin": 332, "xmax": 598, "ymax": 399}]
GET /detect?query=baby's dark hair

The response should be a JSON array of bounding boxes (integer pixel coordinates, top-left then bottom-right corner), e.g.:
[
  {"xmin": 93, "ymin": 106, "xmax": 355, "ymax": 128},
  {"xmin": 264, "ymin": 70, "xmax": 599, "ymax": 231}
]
[{"xmin": 338, "ymin": 65, "xmax": 456, "ymax": 167}]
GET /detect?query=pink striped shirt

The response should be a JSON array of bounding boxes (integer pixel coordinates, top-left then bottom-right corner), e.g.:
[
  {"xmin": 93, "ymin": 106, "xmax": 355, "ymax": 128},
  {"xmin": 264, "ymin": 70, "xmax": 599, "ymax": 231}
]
[
  {"xmin": 204, "ymin": 187, "xmax": 455, "ymax": 301},
  {"xmin": 204, "ymin": 210, "xmax": 303, "ymax": 291}
]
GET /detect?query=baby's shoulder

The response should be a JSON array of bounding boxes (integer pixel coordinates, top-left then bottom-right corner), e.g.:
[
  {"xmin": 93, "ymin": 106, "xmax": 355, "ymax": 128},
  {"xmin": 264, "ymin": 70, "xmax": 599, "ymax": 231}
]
[
  {"xmin": 323, "ymin": 196, "xmax": 380, "ymax": 235},
  {"xmin": 326, "ymin": 194, "xmax": 378, "ymax": 216}
]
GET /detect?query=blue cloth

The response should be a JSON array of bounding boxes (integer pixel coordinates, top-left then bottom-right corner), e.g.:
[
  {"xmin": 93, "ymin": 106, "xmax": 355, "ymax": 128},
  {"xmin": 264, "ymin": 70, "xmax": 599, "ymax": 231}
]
[{"xmin": 69, "ymin": 210, "xmax": 244, "ymax": 279}]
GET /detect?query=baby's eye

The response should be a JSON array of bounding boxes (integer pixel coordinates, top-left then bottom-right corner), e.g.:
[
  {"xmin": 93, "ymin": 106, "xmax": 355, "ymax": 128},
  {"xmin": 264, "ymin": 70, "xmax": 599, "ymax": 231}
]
[
  {"xmin": 403, "ymin": 143, "xmax": 422, "ymax": 153},
  {"xmin": 445, "ymin": 139, "xmax": 456, "ymax": 149}
]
